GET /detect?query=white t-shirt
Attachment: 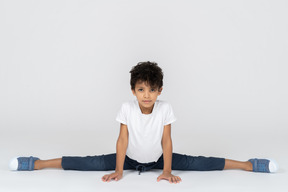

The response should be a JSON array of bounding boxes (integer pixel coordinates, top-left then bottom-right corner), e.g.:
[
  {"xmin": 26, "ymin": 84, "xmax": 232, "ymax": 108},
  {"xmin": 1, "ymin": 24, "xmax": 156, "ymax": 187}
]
[{"xmin": 115, "ymin": 99, "xmax": 177, "ymax": 163}]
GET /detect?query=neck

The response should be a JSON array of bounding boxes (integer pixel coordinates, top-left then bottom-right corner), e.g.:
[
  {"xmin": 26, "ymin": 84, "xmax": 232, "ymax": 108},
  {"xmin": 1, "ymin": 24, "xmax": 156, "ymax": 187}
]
[{"xmin": 139, "ymin": 104, "xmax": 154, "ymax": 114}]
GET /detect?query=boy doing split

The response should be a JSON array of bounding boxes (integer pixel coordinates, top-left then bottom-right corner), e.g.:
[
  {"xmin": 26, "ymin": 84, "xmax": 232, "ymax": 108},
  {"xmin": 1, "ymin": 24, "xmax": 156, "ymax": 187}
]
[{"xmin": 9, "ymin": 62, "xmax": 279, "ymax": 184}]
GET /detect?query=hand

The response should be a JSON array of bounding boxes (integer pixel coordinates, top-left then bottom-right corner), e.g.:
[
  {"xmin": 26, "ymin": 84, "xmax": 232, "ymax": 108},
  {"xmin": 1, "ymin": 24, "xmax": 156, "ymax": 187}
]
[
  {"xmin": 102, "ymin": 171, "xmax": 123, "ymax": 182},
  {"xmin": 157, "ymin": 171, "xmax": 182, "ymax": 184}
]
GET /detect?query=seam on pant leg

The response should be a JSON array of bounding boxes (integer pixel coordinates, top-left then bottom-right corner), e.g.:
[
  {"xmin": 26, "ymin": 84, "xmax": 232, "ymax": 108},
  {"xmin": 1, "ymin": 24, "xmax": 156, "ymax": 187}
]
[
  {"xmin": 102, "ymin": 155, "xmax": 107, "ymax": 171},
  {"xmin": 61, "ymin": 157, "xmax": 68, "ymax": 170},
  {"xmin": 219, "ymin": 158, "xmax": 226, "ymax": 170}
]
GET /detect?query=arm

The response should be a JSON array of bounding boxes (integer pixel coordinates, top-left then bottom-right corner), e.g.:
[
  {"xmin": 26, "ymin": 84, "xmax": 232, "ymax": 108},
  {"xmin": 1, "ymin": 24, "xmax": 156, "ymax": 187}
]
[
  {"xmin": 157, "ymin": 124, "xmax": 182, "ymax": 184},
  {"xmin": 162, "ymin": 124, "xmax": 173, "ymax": 173},
  {"xmin": 115, "ymin": 123, "xmax": 129, "ymax": 173},
  {"xmin": 102, "ymin": 123, "xmax": 128, "ymax": 182}
]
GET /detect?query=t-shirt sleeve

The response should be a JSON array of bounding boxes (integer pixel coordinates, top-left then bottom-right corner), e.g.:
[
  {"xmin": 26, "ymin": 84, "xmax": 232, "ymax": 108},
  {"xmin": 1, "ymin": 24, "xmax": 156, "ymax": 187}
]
[
  {"xmin": 164, "ymin": 103, "xmax": 177, "ymax": 125},
  {"xmin": 116, "ymin": 103, "xmax": 127, "ymax": 125}
]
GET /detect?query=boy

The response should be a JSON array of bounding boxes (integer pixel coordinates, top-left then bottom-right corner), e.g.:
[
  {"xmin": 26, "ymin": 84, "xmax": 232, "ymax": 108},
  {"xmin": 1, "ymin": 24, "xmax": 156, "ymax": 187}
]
[{"xmin": 9, "ymin": 62, "xmax": 278, "ymax": 184}]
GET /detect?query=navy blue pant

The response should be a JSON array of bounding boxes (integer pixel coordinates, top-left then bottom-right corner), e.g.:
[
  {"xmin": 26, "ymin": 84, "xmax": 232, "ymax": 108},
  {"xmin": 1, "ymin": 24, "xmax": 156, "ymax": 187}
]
[{"xmin": 62, "ymin": 153, "xmax": 225, "ymax": 174}]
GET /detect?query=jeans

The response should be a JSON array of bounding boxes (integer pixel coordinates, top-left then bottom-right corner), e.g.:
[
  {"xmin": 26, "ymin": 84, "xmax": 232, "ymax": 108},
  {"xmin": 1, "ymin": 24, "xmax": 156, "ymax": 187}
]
[{"xmin": 62, "ymin": 153, "xmax": 225, "ymax": 174}]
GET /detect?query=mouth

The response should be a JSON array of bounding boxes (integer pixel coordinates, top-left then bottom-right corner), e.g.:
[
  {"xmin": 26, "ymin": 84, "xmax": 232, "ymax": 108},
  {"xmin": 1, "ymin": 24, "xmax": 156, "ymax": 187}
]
[{"xmin": 143, "ymin": 100, "xmax": 152, "ymax": 103}]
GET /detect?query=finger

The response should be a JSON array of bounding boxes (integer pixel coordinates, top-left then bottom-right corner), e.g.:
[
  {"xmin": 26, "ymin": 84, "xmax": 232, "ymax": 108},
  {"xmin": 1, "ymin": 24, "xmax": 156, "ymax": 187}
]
[
  {"xmin": 177, "ymin": 176, "xmax": 182, "ymax": 182},
  {"xmin": 110, "ymin": 174, "xmax": 117, "ymax": 181},
  {"xmin": 109, "ymin": 174, "xmax": 117, "ymax": 182},
  {"xmin": 102, "ymin": 175, "xmax": 108, "ymax": 182},
  {"xmin": 174, "ymin": 177, "xmax": 178, "ymax": 184},
  {"xmin": 173, "ymin": 177, "xmax": 178, "ymax": 183},
  {"xmin": 115, "ymin": 175, "xmax": 121, "ymax": 181},
  {"xmin": 172, "ymin": 177, "xmax": 176, "ymax": 184},
  {"xmin": 175, "ymin": 177, "xmax": 179, "ymax": 183}
]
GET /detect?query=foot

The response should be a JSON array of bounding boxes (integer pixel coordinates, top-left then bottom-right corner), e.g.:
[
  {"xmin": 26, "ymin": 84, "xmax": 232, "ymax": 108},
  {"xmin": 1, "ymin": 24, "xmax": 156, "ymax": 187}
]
[
  {"xmin": 9, "ymin": 156, "xmax": 40, "ymax": 171},
  {"xmin": 248, "ymin": 158, "xmax": 279, "ymax": 173}
]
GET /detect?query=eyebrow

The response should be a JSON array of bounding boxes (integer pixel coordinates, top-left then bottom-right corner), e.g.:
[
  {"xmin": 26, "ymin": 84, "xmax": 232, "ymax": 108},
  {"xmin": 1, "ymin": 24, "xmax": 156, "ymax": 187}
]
[{"xmin": 137, "ymin": 86, "xmax": 157, "ymax": 89}]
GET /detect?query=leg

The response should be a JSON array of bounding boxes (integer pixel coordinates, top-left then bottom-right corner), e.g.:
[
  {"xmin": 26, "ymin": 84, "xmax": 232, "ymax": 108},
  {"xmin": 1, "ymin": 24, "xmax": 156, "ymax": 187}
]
[
  {"xmin": 11, "ymin": 153, "xmax": 135, "ymax": 171},
  {"xmin": 224, "ymin": 159, "xmax": 252, "ymax": 171},
  {"xmin": 34, "ymin": 155, "xmax": 114, "ymax": 171},
  {"xmin": 165, "ymin": 153, "xmax": 252, "ymax": 171},
  {"xmin": 34, "ymin": 158, "xmax": 62, "ymax": 170},
  {"xmin": 153, "ymin": 153, "xmax": 275, "ymax": 173},
  {"xmin": 154, "ymin": 153, "xmax": 225, "ymax": 171},
  {"xmin": 9, "ymin": 156, "xmax": 62, "ymax": 171},
  {"xmin": 34, "ymin": 154, "xmax": 114, "ymax": 171},
  {"xmin": 61, "ymin": 153, "xmax": 135, "ymax": 171}
]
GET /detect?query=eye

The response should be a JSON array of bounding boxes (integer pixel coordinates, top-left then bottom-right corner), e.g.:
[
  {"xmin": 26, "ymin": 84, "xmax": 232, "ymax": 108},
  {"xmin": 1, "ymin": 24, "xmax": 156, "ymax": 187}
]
[
  {"xmin": 138, "ymin": 89, "xmax": 143, "ymax": 92},
  {"xmin": 151, "ymin": 89, "xmax": 155, "ymax": 92}
]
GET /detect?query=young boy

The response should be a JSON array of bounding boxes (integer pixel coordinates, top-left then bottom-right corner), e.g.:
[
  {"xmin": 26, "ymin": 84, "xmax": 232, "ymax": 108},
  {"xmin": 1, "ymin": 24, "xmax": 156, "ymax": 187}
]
[{"xmin": 9, "ymin": 62, "xmax": 278, "ymax": 184}]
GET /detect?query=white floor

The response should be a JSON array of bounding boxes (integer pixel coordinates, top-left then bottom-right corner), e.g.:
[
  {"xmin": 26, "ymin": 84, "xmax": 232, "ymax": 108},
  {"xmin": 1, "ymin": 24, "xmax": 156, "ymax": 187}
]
[{"xmin": 1, "ymin": 128, "xmax": 287, "ymax": 192}]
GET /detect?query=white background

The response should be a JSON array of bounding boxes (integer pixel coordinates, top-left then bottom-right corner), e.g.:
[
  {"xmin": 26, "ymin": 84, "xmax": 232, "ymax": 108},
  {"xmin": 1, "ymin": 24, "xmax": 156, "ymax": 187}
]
[{"xmin": 0, "ymin": 0, "xmax": 287, "ymax": 191}]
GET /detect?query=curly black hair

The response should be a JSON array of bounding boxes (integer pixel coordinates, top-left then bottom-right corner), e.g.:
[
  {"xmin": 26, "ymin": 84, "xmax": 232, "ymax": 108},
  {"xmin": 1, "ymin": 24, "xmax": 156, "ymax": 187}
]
[{"xmin": 130, "ymin": 61, "xmax": 163, "ymax": 91}]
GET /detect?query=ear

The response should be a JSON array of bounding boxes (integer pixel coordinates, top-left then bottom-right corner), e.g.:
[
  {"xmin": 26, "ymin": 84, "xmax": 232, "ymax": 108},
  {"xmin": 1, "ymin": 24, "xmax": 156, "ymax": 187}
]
[
  {"xmin": 158, "ymin": 87, "xmax": 163, "ymax": 95},
  {"xmin": 131, "ymin": 89, "xmax": 136, "ymax": 96}
]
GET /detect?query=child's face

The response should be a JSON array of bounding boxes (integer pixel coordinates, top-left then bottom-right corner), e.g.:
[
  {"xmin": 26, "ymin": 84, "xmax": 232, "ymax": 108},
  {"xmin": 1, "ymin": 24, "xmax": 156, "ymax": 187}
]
[{"xmin": 132, "ymin": 81, "xmax": 162, "ymax": 111}]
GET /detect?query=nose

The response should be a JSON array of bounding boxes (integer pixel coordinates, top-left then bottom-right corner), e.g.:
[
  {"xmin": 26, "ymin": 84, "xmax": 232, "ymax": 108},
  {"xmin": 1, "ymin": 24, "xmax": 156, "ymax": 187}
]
[{"xmin": 144, "ymin": 91, "xmax": 150, "ymax": 98}]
